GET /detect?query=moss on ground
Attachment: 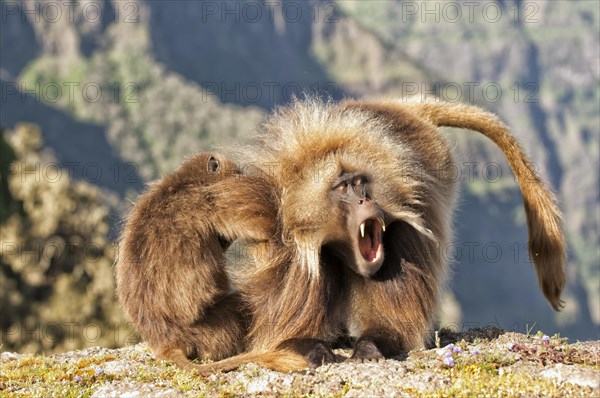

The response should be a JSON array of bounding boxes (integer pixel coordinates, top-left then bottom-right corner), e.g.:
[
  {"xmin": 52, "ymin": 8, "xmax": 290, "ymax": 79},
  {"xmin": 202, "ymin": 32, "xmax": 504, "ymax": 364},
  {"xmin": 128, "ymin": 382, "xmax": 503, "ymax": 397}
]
[{"xmin": 1, "ymin": 330, "xmax": 598, "ymax": 397}]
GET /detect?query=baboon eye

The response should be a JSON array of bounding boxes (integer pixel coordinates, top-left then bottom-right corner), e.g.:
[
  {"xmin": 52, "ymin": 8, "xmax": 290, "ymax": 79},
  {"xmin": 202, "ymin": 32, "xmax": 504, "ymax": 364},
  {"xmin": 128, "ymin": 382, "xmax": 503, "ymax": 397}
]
[
  {"xmin": 354, "ymin": 177, "xmax": 363, "ymax": 186},
  {"xmin": 335, "ymin": 181, "xmax": 348, "ymax": 191},
  {"xmin": 207, "ymin": 156, "xmax": 220, "ymax": 173}
]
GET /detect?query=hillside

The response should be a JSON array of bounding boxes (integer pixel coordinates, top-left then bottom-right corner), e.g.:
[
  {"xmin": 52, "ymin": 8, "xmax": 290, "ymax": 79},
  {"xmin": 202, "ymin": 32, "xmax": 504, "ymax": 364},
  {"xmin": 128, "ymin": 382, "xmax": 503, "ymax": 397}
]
[{"xmin": 1, "ymin": 0, "xmax": 598, "ymax": 352}]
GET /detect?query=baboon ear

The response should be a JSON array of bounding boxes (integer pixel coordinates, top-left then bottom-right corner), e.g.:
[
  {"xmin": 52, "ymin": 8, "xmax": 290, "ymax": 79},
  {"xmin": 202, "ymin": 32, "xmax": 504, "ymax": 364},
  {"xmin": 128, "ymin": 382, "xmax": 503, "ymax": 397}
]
[{"xmin": 207, "ymin": 156, "xmax": 220, "ymax": 173}]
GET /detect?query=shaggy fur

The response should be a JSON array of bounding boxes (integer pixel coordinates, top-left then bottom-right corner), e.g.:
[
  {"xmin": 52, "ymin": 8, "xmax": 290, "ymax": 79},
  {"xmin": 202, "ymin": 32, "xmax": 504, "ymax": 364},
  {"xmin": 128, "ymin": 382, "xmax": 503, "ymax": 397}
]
[
  {"xmin": 115, "ymin": 152, "xmax": 279, "ymax": 370},
  {"xmin": 116, "ymin": 98, "xmax": 566, "ymax": 374}
]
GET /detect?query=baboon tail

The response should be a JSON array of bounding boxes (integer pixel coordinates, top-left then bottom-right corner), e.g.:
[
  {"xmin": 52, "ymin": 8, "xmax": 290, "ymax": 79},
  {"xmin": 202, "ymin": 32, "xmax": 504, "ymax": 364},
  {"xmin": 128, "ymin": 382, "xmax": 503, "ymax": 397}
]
[
  {"xmin": 166, "ymin": 348, "xmax": 309, "ymax": 376},
  {"xmin": 403, "ymin": 99, "xmax": 566, "ymax": 311}
]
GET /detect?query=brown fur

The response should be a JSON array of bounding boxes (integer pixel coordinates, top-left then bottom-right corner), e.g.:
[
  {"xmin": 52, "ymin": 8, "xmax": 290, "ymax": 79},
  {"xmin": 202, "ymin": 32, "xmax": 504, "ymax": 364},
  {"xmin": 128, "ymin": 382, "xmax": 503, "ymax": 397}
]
[
  {"xmin": 117, "ymin": 98, "xmax": 566, "ymax": 375},
  {"xmin": 115, "ymin": 152, "xmax": 279, "ymax": 370},
  {"xmin": 397, "ymin": 99, "xmax": 566, "ymax": 310},
  {"xmin": 187, "ymin": 97, "xmax": 566, "ymax": 374}
]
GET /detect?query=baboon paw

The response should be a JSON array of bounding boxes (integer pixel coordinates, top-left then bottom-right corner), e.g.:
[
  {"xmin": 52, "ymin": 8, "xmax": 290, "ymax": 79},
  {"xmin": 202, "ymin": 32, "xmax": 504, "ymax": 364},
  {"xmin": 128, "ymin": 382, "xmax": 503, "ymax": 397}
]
[
  {"xmin": 349, "ymin": 340, "xmax": 385, "ymax": 362},
  {"xmin": 307, "ymin": 347, "xmax": 341, "ymax": 367}
]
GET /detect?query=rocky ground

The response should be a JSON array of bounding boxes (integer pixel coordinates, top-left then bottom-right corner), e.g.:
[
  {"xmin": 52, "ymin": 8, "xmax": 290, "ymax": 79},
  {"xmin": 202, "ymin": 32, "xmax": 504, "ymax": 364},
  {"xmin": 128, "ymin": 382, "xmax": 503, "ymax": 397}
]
[{"xmin": 1, "ymin": 328, "xmax": 598, "ymax": 397}]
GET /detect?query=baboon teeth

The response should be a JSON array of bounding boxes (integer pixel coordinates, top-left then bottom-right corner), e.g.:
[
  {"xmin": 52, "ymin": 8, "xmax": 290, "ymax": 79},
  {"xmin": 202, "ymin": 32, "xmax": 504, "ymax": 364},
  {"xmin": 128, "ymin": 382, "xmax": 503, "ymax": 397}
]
[
  {"xmin": 360, "ymin": 223, "xmax": 366, "ymax": 238},
  {"xmin": 379, "ymin": 218, "xmax": 386, "ymax": 232}
]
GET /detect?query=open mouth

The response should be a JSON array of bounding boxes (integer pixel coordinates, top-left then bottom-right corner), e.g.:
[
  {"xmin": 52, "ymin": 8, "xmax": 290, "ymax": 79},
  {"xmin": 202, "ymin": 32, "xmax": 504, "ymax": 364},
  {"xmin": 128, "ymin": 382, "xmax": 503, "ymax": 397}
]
[{"xmin": 358, "ymin": 217, "xmax": 385, "ymax": 263}]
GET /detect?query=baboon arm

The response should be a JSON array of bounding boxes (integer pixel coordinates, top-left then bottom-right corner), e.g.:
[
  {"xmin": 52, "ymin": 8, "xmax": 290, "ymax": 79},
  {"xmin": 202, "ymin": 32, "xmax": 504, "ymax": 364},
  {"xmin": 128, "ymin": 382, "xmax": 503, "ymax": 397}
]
[{"xmin": 211, "ymin": 176, "xmax": 279, "ymax": 243}]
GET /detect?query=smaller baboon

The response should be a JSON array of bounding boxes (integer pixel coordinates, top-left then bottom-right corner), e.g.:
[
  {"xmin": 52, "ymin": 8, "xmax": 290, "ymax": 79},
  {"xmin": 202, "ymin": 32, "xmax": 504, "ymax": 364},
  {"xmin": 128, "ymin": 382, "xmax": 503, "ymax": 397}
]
[{"xmin": 115, "ymin": 152, "xmax": 279, "ymax": 371}]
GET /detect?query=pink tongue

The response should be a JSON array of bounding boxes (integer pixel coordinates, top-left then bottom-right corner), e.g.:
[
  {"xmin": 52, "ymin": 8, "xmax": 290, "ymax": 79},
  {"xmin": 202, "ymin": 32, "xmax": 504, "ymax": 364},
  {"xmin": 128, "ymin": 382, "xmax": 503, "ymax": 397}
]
[
  {"xmin": 359, "ymin": 235, "xmax": 371, "ymax": 259},
  {"xmin": 359, "ymin": 234, "xmax": 377, "ymax": 262},
  {"xmin": 365, "ymin": 249, "xmax": 377, "ymax": 262}
]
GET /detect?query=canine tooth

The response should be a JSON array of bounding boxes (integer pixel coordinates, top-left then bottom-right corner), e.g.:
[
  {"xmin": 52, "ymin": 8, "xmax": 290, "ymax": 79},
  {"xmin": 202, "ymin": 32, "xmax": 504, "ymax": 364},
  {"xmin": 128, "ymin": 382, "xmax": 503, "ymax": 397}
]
[
  {"xmin": 379, "ymin": 217, "xmax": 386, "ymax": 232},
  {"xmin": 360, "ymin": 223, "xmax": 365, "ymax": 238}
]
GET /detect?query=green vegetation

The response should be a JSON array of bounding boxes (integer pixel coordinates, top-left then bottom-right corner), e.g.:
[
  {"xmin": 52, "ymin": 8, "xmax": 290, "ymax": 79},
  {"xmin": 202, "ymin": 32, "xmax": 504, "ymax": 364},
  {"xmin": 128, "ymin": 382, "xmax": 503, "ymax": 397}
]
[
  {"xmin": 16, "ymin": 23, "xmax": 264, "ymax": 181},
  {"xmin": 1, "ymin": 124, "xmax": 134, "ymax": 353},
  {"xmin": 1, "ymin": 332, "xmax": 597, "ymax": 397},
  {"xmin": 0, "ymin": 129, "xmax": 18, "ymax": 222}
]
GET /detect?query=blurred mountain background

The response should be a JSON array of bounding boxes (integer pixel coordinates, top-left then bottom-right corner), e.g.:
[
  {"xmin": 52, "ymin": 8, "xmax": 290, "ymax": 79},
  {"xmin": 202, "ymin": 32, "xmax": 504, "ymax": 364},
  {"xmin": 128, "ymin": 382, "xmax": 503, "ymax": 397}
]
[{"xmin": 1, "ymin": 0, "xmax": 598, "ymax": 352}]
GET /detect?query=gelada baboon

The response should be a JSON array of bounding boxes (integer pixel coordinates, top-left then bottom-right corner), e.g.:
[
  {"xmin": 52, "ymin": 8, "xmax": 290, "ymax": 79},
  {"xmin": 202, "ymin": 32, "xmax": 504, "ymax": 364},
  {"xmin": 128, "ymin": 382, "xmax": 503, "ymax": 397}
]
[
  {"xmin": 115, "ymin": 152, "xmax": 281, "ymax": 371},
  {"xmin": 183, "ymin": 98, "xmax": 565, "ymax": 375},
  {"xmin": 116, "ymin": 98, "xmax": 565, "ymax": 375}
]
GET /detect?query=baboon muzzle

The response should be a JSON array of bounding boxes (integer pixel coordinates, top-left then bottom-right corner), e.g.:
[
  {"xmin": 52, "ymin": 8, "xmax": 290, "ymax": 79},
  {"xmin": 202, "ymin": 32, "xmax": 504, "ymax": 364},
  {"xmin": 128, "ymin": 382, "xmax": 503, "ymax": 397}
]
[{"xmin": 352, "ymin": 199, "xmax": 385, "ymax": 277}]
